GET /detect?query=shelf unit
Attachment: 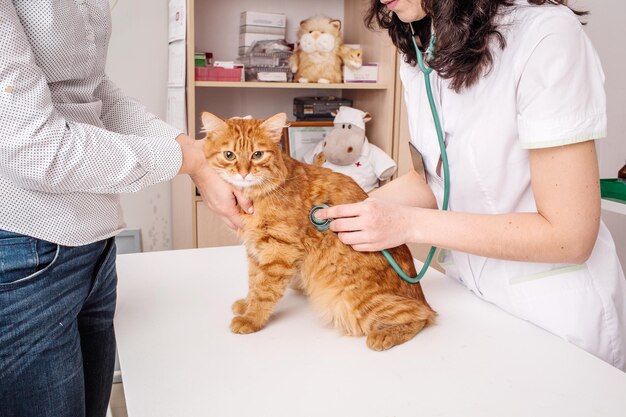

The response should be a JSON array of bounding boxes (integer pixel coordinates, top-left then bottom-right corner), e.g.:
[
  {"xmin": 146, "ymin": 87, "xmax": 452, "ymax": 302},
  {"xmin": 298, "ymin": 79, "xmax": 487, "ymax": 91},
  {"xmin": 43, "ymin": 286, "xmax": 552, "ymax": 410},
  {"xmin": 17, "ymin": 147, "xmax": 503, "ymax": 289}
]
[
  {"xmin": 195, "ymin": 81, "xmax": 390, "ymax": 90},
  {"xmin": 172, "ymin": 0, "xmax": 405, "ymax": 249}
]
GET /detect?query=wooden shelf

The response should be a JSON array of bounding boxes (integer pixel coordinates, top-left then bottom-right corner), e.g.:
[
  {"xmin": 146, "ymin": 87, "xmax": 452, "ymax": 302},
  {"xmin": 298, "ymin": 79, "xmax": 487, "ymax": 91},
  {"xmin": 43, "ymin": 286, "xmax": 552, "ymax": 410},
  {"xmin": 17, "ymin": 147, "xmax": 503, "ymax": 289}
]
[{"xmin": 194, "ymin": 81, "xmax": 389, "ymax": 90}]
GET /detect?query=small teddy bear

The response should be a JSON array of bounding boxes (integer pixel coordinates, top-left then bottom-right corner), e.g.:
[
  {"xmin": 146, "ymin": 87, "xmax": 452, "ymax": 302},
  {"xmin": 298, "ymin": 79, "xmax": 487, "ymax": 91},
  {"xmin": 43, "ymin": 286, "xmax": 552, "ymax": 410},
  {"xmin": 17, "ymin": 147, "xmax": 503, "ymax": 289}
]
[{"xmin": 303, "ymin": 106, "xmax": 397, "ymax": 193}]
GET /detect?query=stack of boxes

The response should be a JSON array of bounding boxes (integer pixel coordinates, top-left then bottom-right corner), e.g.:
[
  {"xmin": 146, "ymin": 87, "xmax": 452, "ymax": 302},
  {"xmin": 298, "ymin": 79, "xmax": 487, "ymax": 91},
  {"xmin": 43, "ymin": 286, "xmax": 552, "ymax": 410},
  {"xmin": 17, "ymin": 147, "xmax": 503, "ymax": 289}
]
[{"xmin": 239, "ymin": 11, "xmax": 287, "ymax": 56}]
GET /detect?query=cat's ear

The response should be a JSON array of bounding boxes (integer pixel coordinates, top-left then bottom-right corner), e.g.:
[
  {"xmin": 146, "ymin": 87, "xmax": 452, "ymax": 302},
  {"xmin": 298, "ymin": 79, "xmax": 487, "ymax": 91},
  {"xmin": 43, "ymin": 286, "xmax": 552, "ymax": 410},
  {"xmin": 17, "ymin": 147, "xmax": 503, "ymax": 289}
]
[
  {"xmin": 261, "ymin": 113, "xmax": 287, "ymax": 143},
  {"xmin": 363, "ymin": 112, "xmax": 372, "ymax": 123},
  {"xmin": 330, "ymin": 19, "xmax": 342, "ymax": 31},
  {"xmin": 201, "ymin": 112, "xmax": 227, "ymax": 137}
]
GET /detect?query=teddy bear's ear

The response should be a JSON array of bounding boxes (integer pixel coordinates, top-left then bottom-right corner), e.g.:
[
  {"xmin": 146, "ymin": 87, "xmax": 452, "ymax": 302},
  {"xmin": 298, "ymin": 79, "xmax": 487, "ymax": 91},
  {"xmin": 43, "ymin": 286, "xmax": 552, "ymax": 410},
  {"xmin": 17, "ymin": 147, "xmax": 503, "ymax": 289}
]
[
  {"xmin": 330, "ymin": 19, "xmax": 342, "ymax": 31},
  {"xmin": 363, "ymin": 112, "xmax": 372, "ymax": 123},
  {"xmin": 201, "ymin": 112, "xmax": 227, "ymax": 137},
  {"xmin": 261, "ymin": 113, "xmax": 288, "ymax": 143}
]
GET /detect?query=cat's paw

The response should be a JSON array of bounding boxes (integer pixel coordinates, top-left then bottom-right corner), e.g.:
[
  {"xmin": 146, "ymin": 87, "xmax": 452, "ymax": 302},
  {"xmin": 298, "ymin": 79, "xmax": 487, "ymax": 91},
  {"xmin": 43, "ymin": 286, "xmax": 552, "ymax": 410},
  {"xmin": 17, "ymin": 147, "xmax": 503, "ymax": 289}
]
[
  {"xmin": 231, "ymin": 299, "xmax": 248, "ymax": 315},
  {"xmin": 317, "ymin": 78, "xmax": 330, "ymax": 84},
  {"xmin": 366, "ymin": 331, "xmax": 398, "ymax": 351},
  {"xmin": 298, "ymin": 78, "xmax": 309, "ymax": 83},
  {"xmin": 313, "ymin": 152, "xmax": 326, "ymax": 166},
  {"xmin": 230, "ymin": 316, "xmax": 261, "ymax": 334}
]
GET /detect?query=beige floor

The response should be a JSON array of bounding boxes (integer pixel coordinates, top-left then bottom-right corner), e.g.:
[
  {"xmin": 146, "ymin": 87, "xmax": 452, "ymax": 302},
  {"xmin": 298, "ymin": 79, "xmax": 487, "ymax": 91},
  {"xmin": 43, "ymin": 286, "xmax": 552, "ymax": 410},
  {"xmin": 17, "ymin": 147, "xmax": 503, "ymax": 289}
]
[{"xmin": 109, "ymin": 383, "xmax": 128, "ymax": 417}]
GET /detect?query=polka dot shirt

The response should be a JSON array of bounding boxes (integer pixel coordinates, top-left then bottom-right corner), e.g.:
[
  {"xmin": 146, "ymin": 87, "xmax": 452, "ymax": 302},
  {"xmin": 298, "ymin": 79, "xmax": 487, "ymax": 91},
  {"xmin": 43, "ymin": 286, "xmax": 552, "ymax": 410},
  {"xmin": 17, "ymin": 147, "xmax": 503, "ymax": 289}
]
[{"xmin": 0, "ymin": 0, "xmax": 183, "ymax": 246}]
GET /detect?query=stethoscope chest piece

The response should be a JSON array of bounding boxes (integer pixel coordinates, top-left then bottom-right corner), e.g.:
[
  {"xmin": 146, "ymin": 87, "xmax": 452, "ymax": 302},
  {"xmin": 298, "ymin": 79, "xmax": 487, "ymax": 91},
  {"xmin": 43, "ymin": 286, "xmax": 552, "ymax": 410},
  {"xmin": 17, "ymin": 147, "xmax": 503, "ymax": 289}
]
[{"xmin": 309, "ymin": 204, "xmax": 331, "ymax": 231}]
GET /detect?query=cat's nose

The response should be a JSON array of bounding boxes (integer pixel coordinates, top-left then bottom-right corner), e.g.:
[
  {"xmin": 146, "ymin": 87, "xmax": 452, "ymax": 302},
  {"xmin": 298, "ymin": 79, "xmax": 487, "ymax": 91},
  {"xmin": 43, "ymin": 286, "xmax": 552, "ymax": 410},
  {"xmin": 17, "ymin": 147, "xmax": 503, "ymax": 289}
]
[{"xmin": 239, "ymin": 171, "xmax": 249, "ymax": 180}]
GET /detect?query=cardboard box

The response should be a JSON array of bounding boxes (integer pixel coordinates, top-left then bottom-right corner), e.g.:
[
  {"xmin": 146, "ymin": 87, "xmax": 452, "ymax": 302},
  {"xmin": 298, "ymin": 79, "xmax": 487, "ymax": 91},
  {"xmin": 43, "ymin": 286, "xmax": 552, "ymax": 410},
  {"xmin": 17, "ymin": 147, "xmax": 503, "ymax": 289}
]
[
  {"xmin": 240, "ymin": 25, "xmax": 286, "ymax": 36},
  {"xmin": 240, "ymin": 11, "xmax": 286, "ymax": 28},
  {"xmin": 343, "ymin": 63, "xmax": 378, "ymax": 83}
]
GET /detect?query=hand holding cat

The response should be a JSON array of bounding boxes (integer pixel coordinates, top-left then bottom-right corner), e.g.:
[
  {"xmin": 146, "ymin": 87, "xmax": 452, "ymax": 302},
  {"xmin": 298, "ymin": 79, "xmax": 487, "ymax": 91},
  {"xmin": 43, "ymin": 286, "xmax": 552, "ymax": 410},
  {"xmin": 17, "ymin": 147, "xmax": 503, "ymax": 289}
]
[
  {"xmin": 176, "ymin": 134, "xmax": 253, "ymax": 229},
  {"xmin": 196, "ymin": 166, "xmax": 253, "ymax": 229},
  {"xmin": 316, "ymin": 198, "xmax": 415, "ymax": 252}
]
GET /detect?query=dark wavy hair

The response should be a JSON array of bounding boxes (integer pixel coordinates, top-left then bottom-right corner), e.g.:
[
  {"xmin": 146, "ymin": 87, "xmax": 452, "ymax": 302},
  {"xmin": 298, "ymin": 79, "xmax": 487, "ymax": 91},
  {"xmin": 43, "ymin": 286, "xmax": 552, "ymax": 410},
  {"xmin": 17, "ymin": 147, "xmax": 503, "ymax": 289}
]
[{"xmin": 365, "ymin": 0, "xmax": 587, "ymax": 91}]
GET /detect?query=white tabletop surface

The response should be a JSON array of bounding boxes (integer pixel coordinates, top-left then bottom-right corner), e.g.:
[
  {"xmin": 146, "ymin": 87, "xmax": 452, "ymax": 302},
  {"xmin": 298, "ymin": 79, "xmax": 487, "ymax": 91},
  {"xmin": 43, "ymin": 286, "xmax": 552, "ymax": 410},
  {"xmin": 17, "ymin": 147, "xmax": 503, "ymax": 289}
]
[{"xmin": 114, "ymin": 246, "xmax": 626, "ymax": 417}]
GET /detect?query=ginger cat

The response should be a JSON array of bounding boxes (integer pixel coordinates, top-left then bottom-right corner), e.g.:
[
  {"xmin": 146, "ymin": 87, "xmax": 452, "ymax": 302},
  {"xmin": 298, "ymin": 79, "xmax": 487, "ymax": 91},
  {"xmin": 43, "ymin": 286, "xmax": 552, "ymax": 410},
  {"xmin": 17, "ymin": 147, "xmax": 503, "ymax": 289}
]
[
  {"xmin": 289, "ymin": 16, "xmax": 343, "ymax": 83},
  {"xmin": 202, "ymin": 112, "xmax": 436, "ymax": 351}
]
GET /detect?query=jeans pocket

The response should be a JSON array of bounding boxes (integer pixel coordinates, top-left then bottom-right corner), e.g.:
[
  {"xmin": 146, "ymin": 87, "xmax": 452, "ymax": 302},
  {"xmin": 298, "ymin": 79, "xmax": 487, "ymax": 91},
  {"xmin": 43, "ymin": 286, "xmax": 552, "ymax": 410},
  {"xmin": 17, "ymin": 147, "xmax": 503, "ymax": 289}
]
[{"xmin": 0, "ymin": 230, "xmax": 60, "ymax": 291}]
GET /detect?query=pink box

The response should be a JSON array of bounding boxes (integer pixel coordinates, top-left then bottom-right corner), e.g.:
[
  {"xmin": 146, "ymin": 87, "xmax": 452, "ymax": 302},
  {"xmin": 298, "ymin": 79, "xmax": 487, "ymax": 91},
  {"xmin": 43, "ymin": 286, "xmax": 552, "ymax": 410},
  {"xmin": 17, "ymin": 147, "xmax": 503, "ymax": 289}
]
[{"xmin": 195, "ymin": 66, "xmax": 243, "ymax": 82}]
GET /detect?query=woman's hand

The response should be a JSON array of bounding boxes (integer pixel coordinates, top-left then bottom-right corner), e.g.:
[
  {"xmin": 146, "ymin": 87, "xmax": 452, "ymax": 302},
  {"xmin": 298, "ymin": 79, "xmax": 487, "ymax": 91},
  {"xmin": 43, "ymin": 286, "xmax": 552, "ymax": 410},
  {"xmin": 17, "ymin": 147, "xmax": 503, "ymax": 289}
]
[
  {"xmin": 176, "ymin": 134, "xmax": 253, "ymax": 229},
  {"xmin": 315, "ymin": 198, "xmax": 416, "ymax": 252}
]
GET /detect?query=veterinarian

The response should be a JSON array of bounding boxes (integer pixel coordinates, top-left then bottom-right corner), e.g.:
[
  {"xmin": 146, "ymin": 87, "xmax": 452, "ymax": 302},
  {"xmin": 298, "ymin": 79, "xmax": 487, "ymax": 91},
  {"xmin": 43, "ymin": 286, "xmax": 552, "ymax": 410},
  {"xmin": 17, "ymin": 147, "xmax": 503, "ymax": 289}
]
[
  {"xmin": 317, "ymin": 0, "xmax": 626, "ymax": 371},
  {"xmin": 0, "ymin": 1, "xmax": 251, "ymax": 416}
]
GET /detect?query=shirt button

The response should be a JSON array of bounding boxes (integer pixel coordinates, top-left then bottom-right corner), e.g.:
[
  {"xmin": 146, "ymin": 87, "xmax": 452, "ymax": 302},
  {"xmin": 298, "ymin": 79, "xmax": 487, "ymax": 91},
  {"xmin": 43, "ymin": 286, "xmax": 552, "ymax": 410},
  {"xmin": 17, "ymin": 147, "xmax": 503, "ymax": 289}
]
[
  {"xmin": 76, "ymin": 0, "xmax": 85, "ymax": 4},
  {"xmin": 86, "ymin": 32, "xmax": 95, "ymax": 42}
]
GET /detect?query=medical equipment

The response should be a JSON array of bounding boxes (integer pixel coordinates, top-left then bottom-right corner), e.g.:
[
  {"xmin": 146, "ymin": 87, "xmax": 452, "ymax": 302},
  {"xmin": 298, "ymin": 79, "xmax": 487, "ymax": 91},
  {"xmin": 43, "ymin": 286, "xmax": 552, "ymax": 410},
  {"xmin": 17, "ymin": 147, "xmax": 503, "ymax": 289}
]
[
  {"xmin": 309, "ymin": 204, "xmax": 332, "ymax": 231},
  {"xmin": 307, "ymin": 27, "xmax": 450, "ymax": 284}
]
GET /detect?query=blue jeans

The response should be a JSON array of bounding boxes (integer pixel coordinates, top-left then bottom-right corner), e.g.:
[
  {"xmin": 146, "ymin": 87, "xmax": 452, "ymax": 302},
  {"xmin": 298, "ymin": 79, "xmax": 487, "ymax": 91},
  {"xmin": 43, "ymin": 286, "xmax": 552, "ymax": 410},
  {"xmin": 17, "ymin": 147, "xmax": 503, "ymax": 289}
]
[{"xmin": 0, "ymin": 230, "xmax": 117, "ymax": 417}]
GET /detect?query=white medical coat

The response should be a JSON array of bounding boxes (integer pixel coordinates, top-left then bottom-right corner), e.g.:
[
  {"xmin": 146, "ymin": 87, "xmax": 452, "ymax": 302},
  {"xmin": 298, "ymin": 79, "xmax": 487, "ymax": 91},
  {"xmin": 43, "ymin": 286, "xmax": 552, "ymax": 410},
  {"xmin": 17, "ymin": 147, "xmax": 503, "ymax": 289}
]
[
  {"xmin": 401, "ymin": 1, "xmax": 626, "ymax": 370},
  {"xmin": 304, "ymin": 141, "xmax": 397, "ymax": 193}
]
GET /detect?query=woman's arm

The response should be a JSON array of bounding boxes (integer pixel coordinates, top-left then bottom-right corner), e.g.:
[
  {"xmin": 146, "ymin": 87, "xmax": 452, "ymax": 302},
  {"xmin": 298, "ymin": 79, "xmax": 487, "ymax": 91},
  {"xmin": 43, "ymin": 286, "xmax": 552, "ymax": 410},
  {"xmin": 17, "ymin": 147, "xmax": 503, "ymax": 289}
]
[
  {"xmin": 369, "ymin": 168, "xmax": 437, "ymax": 209},
  {"xmin": 318, "ymin": 140, "xmax": 600, "ymax": 264}
]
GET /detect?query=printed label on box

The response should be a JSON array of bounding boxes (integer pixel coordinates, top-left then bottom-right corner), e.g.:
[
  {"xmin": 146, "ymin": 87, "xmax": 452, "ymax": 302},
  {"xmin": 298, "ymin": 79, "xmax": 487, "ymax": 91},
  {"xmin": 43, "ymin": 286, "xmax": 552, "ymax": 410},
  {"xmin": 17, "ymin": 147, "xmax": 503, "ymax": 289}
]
[{"xmin": 343, "ymin": 63, "xmax": 378, "ymax": 83}]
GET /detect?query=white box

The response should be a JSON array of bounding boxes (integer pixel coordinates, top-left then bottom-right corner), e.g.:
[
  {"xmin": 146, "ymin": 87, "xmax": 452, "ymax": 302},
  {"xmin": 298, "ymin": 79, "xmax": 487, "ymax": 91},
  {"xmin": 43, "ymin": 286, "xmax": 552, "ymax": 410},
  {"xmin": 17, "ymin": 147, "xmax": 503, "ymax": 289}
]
[
  {"xmin": 240, "ymin": 25, "xmax": 286, "ymax": 36},
  {"xmin": 343, "ymin": 63, "xmax": 378, "ymax": 83},
  {"xmin": 240, "ymin": 11, "xmax": 286, "ymax": 28},
  {"xmin": 239, "ymin": 32, "xmax": 285, "ymax": 48}
]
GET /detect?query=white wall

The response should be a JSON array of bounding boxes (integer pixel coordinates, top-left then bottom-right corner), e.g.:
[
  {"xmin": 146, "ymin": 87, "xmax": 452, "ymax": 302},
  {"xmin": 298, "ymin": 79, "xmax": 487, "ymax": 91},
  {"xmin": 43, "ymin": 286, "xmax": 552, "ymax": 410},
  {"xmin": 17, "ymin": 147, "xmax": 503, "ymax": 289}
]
[
  {"xmin": 106, "ymin": 0, "xmax": 173, "ymax": 251},
  {"xmin": 571, "ymin": 0, "xmax": 626, "ymax": 268}
]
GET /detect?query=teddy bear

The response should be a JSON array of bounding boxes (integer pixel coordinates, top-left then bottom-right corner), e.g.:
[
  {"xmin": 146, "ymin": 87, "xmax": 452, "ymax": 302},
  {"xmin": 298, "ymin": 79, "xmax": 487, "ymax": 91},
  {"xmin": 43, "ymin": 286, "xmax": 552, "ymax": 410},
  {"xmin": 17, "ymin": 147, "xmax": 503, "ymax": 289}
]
[{"xmin": 302, "ymin": 106, "xmax": 397, "ymax": 193}]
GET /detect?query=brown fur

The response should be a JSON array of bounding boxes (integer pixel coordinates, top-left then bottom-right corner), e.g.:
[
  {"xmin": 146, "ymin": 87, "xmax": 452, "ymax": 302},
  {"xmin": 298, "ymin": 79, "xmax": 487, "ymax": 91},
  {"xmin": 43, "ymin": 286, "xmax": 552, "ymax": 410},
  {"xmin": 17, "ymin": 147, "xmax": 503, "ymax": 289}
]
[
  {"xmin": 289, "ymin": 16, "xmax": 343, "ymax": 83},
  {"xmin": 339, "ymin": 45, "xmax": 363, "ymax": 70},
  {"xmin": 202, "ymin": 112, "xmax": 436, "ymax": 351}
]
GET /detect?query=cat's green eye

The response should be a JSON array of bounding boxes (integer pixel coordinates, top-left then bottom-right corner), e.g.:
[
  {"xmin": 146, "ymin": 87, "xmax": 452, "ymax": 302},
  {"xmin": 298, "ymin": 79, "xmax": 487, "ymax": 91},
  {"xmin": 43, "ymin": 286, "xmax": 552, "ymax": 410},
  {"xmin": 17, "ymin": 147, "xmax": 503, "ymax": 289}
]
[
  {"xmin": 251, "ymin": 151, "xmax": 264, "ymax": 160},
  {"xmin": 223, "ymin": 151, "xmax": 236, "ymax": 161}
]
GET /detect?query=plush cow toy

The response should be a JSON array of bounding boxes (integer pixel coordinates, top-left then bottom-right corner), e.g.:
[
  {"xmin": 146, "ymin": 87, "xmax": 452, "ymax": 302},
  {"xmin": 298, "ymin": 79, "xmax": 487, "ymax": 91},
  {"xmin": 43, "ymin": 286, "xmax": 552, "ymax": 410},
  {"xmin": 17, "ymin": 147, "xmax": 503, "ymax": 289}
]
[{"xmin": 303, "ymin": 106, "xmax": 396, "ymax": 192}]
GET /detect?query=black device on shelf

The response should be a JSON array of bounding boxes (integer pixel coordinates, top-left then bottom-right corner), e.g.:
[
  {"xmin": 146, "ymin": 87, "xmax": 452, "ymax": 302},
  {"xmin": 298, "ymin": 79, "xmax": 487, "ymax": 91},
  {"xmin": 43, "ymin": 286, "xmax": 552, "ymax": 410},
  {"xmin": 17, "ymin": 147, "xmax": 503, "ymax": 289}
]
[{"xmin": 293, "ymin": 96, "xmax": 353, "ymax": 121}]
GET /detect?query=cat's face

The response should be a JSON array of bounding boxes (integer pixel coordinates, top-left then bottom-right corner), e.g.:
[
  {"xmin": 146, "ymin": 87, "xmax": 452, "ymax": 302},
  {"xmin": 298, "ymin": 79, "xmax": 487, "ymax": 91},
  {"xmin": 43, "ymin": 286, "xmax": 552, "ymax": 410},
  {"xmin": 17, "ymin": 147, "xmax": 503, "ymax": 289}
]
[
  {"xmin": 298, "ymin": 16, "xmax": 342, "ymax": 53},
  {"xmin": 344, "ymin": 47, "xmax": 363, "ymax": 69},
  {"xmin": 202, "ymin": 113, "xmax": 288, "ymax": 193}
]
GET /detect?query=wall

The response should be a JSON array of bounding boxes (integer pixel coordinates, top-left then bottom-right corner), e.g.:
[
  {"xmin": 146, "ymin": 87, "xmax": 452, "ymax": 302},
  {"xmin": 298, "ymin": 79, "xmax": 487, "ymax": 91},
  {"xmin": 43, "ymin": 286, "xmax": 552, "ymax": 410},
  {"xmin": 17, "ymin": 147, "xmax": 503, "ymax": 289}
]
[
  {"xmin": 571, "ymin": 0, "xmax": 626, "ymax": 268},
  {"xmin": 106, "ymin": 0, "xmax": 173, "ymax": 251}
]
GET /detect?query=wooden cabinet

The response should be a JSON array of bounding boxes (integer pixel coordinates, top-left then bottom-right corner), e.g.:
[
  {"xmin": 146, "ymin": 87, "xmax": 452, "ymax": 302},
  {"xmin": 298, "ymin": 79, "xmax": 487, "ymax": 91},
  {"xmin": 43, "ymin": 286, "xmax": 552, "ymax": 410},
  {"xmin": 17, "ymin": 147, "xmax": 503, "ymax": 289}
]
[{"xmin": 172, "ymin": 0, "xmax": 412, "ymax": 252}]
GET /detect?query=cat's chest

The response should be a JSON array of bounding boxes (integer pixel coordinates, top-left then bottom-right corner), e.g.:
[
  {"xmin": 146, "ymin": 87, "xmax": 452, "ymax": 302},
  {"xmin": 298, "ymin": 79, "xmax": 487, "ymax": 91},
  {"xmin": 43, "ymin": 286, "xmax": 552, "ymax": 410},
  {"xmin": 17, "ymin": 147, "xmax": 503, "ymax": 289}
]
[{"xmin": 241, "ymin": 199, "xmax": 308, "ymax": 243}]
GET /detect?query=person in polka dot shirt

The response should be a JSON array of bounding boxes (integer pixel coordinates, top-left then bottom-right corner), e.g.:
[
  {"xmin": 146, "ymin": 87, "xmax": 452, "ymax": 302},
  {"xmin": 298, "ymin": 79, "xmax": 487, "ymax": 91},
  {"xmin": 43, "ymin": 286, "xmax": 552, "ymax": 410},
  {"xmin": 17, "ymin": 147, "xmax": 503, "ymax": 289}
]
[{"xmin": 0, "ymin": 2, "xmax": 251, "ymax": 416}]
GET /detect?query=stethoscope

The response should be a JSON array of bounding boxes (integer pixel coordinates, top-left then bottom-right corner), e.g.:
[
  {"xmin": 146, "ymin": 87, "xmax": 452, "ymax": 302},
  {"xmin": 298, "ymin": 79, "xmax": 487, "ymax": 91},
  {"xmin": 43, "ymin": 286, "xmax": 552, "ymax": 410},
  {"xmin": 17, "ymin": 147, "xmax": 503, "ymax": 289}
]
[{"xmin": 309, "ymin": 23, "xmax": 450, "ymax": 284}]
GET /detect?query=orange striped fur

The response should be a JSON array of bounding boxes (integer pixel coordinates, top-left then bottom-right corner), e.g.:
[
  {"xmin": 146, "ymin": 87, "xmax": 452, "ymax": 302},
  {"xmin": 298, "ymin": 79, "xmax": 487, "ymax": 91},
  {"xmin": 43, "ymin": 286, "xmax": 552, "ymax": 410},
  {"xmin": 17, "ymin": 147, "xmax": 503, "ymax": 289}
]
[{"xmin": 202, "ymin": 112, "xmax": 436, "ymax": 350}]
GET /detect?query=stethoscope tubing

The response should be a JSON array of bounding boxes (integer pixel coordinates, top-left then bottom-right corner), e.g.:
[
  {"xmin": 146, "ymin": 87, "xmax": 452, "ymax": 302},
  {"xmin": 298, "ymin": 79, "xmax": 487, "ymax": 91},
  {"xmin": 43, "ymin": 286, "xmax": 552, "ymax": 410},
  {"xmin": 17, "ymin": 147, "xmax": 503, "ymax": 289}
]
[
  {"xmin": 381, "ymin": 31, "xmax": 450, "ymax": 284},
  {"xmin": 308, "ymin": 28, "xmax": 450, "ymax": 284}
]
